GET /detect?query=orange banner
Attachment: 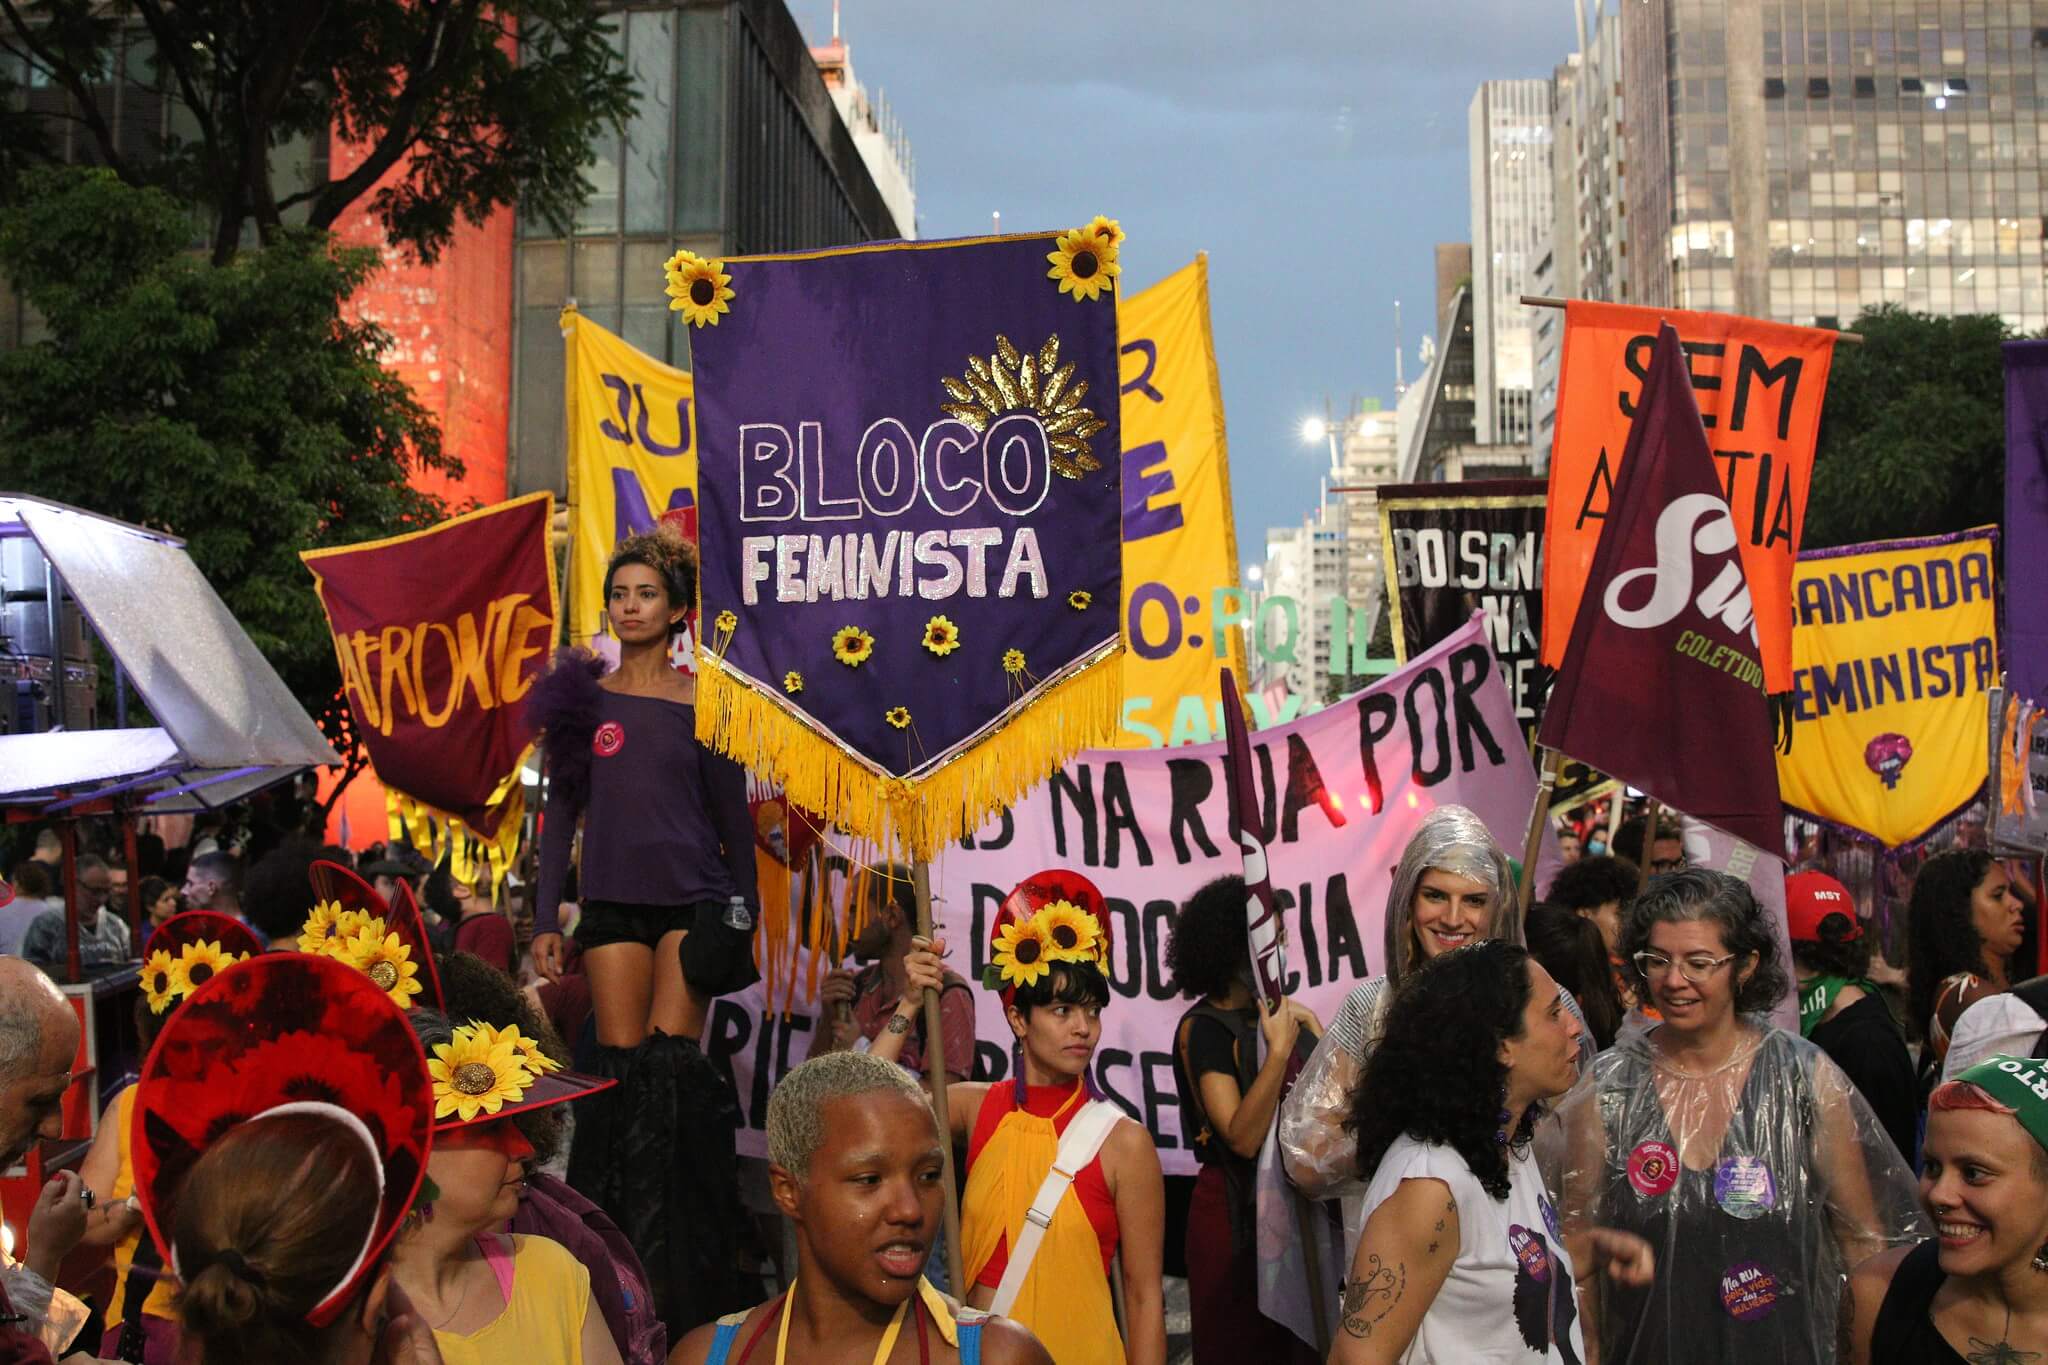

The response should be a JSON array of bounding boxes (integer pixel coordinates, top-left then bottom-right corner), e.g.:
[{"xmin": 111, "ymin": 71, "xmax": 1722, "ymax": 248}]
[{"xmin": 1542, "ymin": 301, "xmax": 1837, "ymax": 693}]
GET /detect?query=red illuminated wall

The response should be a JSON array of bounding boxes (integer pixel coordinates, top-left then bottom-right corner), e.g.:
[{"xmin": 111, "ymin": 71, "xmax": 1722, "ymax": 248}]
[{"xmin": 328, "ymin": 134, "xmax": 515, "ymax": 507}]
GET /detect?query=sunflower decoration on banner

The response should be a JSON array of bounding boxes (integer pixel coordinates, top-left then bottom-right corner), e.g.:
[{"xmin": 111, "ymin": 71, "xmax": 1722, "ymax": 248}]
[
  {"xmin": 300, "ymin": 861, "xmax": 446, "ymax": 1013},
  {"xmin": 983, "ymin": 868, "xmax": 1114, "ymax": 1001},
  {"xmin": 684, "ymin": 226, "xmax": 1127, "ymax": 860}
]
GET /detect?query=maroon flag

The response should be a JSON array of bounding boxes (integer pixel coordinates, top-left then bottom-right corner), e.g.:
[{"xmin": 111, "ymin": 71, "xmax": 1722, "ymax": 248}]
[
  {"xmin": 1220, "ymin": 668, "xmax": 1287, "ymax": 1007},
  {"xmin": 1536, "ymin": 324, "xmax": 1782, "ymax": 852}
]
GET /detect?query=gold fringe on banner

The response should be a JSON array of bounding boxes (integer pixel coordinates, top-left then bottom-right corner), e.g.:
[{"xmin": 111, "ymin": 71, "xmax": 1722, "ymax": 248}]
[
  {"xmin": 377, "ymin": 750, "xmax": 532, "ymax": 905},
  {"xmin": 696, "ymin": 641, "xmax": 1123, "ymax": 862}
]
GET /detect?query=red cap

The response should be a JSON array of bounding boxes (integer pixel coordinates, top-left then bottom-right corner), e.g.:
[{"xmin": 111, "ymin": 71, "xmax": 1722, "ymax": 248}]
[{"xmin": 1785, "ymin": 870, "xmax": 1860, "ymax": 943}]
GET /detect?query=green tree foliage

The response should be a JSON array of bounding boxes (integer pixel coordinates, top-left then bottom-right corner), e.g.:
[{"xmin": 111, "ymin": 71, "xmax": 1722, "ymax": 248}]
[
  {"xmin": 0, "ymin": 0, "xmax": 635, "ymax": 264},
  {"xmin": 1804, "ymin": 306, "xmax": 2011, "ymax": 549},
  {"xmin": 0, "ymin": 167, "xmax": 457, "ymax": 741}
]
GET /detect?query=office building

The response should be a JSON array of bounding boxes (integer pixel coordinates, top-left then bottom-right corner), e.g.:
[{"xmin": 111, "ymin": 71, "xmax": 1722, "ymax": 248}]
[
  {"xmin": 1338, "ymin": 404, "xmax": 1401, "ymax": 614},
  {"xmin": 1469, "ymin": 80, "xmax": 1557, "ymax": 446},
  {"xmin": 1620, "ymin": 0, "xmax": 2046, "ymax": 330}
]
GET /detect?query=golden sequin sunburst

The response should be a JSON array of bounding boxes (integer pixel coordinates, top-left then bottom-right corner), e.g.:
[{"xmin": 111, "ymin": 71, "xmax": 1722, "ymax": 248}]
[{"xmin": 939, "ymin": 334, "xmax": 1107, "ymax": 481}]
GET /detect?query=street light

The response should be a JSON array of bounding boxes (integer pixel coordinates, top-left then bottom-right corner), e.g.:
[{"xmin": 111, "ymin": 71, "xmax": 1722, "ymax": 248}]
[{"xmin": 1299, "ymin": 413, "xmax": 1342, "ymax": 477}]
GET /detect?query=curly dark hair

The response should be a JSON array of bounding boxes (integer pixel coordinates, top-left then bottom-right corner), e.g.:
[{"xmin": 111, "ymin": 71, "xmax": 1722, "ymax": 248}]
[
  {"xmin": 1789, "ymin": 909, "xmax": 1872, "ymax": 982},
  {"xmin": 1009, "ymin": 960, "xmax": 1111, "ymax": 1018},
  {"xmin": 1618, "ymin": 868, "xmax": 1790, "ymax": 1013},
  {"xmin": 1524, "ymin": 902, "xmax": 1622, "ymax": 1050},
  {"xmin": 1346, "ymin": 940, "xmax": 1537, "ymax": 1201},
  {"xmin": 241, "ymin": 838, "xmax": 322, "ymax": 942},
  {"xmin": 603, "ymin": 522, "xmax": 697, "ymax": 631},
  {"xmin": 1907, "ymin": 849, "xmax": 1998, "ymax": 1039},
  {"xmin": 435, "ymin": 952, "xmax": 571, "ymax": 1162},
  {"xmin": 1545, "ymin": 855, "xmax": 1640, "ymax": 914},
  {"xmin": 1166, "ymin": 876, "xmax": 1252, "ymax": 1001}
]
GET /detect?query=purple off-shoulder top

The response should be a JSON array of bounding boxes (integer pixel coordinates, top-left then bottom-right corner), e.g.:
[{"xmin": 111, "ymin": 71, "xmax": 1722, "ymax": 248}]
[{"xmin": 533, "ymin": 690, "xmax": 758, "ymax": 938}]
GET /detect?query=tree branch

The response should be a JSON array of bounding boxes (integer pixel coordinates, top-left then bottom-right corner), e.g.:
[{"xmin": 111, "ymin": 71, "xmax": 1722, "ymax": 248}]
[
  {"xmin": 306, "ymin": 0, "xmax": 482, "ymax": 233},
  {"xmin": 0, "ymin": 0, "xmax": 129, "ymax": 178}
]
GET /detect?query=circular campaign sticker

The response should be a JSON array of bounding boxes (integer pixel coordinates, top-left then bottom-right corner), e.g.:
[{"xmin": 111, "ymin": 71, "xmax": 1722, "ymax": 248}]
[
  {"xmin": 592, "ymin": 721, "xmax": 625, "ymax": 758},
  {"xmin": 1508, "ymin": 1225, "xmax": 1552, "ymax": 1283},
  {"xmin": 1626, "ymin": 1140, "xmax": 1679, "ymax": 1198},
  {"xmin": 1714, "ymin": 1156, "xmax": 1777, "ymax": 1220},
  {"xmin": 1720, "ymin": 1261, "xmax": 1780, "ymax": 1322}
]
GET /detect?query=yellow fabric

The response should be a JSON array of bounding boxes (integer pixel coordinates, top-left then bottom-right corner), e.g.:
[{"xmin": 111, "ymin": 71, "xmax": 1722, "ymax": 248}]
[
  {"xmin": 106, "ymin": 1087, "xmax": 176, "ymax": 1326},
  {"xmin": 1114, "ymin": 255, "xmax": 1250, "ymax": 748},
  {"xmin": 431, "ymin": 1234, "xmax": 589, "ymax": 1365},
  {"xmin": 960, "ymin": 1097, "xmax": 1125, "ymax": 1365},
  {"xmin": 1776, "ymin": 529, "xmax": 1998, "ymax": 846},
  {"xmin": 562, "ymin": 307, "xmax": 699, "ymax": 649}
]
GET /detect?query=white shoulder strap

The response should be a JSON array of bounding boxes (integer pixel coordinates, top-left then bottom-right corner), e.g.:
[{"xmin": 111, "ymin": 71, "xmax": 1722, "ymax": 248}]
[{"xmin": 989, "ymin": 1099, "xmax": 1124, "ymax": 1317}]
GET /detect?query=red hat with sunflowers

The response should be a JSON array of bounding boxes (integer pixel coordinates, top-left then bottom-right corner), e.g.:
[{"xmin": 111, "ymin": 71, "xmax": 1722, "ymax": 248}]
[
  {"xmin": 982, "ymin": 869, "xmax": 1114, "ymax": 1004},
  {"xmin": 298, "ymin": 860, "xmax": 444, "ymax": 1012},
  {"xmin": 139, "ymin": 911, "xmax": 262, "ymax": 1017}
]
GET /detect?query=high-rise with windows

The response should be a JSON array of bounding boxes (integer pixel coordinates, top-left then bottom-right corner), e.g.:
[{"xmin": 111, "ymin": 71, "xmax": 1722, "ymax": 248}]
[
  {"xmin": 1469, "ymin": 80, "xmax": 1557, "ymax": 447},
  {"xmin": 1621, "ymin": 0, "xmax": 2045, "ymax": 331}
]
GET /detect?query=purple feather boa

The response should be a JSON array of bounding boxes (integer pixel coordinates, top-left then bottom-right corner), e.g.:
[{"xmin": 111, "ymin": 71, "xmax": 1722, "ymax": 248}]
[{"xmin": 524, "ymin": 649, "xmax": 607, "ymax": 812}]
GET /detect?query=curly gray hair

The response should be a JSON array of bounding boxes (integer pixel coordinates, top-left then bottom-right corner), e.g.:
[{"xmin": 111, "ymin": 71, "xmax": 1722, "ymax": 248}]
[{"xmin": 767, "ymin": 1052, "xmax": 938, "ymax": 1178}]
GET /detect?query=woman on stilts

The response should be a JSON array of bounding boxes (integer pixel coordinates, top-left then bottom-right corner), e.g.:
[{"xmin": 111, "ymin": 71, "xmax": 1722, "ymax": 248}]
[{"xmin": 529, "ymin": 523, "xmax": 762, "ymax": 1340}]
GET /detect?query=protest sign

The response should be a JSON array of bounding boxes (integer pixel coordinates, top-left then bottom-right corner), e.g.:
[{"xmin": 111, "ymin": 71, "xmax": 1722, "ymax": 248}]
[
  {"xmin": 1115, "ymin": 256, "xmax": 1249, "ymax": 745},
  {"xmin": 1540, "ymin": 324, "xmax": 1782, "ymax": 854},
  {"xmin": 1990, "ymin": 688, "xmax": 2048, "ymax": 855},
  {"xmin": 929, "ymin": 614, "xmax": 1552, "ymax": 1173},
  {"xmin": 1544, "ymin": 301, "xmax": 1837, "ymax": 693},
  {"xmin": 562, "ymin": 309, "xmax": 698, "ymax": 649},
  {"xmin": 1779, "ymin": 529, "xmax": 1998, "ymax": 848},
  {"xmin": 685, "ymin": 230, "xmax": 1126, "ymax": 858},
  {"xmin": 1378, "ymin": 478, "xmax": 1547, "ymax": 732},
  {"xmin": 301, "ymin": 493, "xmax": 557, "ymax": 890}
]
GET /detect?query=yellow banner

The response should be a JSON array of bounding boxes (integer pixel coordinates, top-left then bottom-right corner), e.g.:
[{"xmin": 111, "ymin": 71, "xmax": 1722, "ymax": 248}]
[
  {"xmin": 1778, "ymin": 528, "xmax": 1999, "ymax": 846},
  {"xmin": 562, "ymin": 308, "xmax": 698, "ymax": 646},
  {"xmin": 1115, "ymin": 255, "xmax": 1248, "ymax": 746}
]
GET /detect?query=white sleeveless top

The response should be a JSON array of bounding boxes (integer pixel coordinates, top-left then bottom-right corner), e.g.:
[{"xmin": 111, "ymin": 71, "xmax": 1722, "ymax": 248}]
[{"xmin": 1356, "ymin": 1136, "xmax": 1585, "ymax": 1363}]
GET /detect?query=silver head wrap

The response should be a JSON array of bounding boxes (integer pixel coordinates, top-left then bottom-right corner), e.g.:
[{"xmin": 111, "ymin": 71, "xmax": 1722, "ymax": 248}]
[{"xmin": 1381, "ymin": 803, "xmax": 1518, "ymax": 986}]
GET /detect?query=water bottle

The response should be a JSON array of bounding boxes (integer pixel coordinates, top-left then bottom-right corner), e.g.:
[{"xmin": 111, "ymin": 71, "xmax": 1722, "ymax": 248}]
[{"xmin": 722, "ymin": 894, "xmax": 754, "ymax": 932}]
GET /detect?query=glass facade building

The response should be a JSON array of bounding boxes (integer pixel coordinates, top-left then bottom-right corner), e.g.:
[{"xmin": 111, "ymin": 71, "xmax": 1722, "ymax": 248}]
[
  {"xmin": 510, "ymin": 0, "xmax": 907, "ymax": 498},
  {"xmin": 1468, "ymin": 80, "xmax": 1556, "ymax": 446},
  {"xmin": 1623, "ymin": 0, "xmax": 2046, "ymax": 330}
]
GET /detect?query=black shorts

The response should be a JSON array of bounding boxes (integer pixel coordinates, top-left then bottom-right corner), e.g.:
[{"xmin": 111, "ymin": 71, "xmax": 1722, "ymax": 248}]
[{"xmin": 575, "ymin": 899, "xmax": 762, "ymax": 998}]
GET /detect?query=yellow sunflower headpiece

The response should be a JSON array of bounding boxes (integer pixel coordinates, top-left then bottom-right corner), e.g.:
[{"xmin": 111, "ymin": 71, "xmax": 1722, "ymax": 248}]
[
  {"xmin": 988, "ymin": 916, "xmax": 1055, "ymax": 991},
  {"xmin": 142, "ymin": 950, "xmax": 182, "ymax": 1016},
  {"xmin": 984, "ymin": 870, "xmax": 1114, "ymax": 996},
  {"xmin": 337, "ymin": 928, "xmax": 424, "ymax": 1010},
  {"xmin": 1032, "ymin": 900, "xmax": 1104, "ymax": 965},
  {"xmin": 298, "ymin": 899, "xmax": 351, "ymax": 955},
  {"xmin": 428, "ymin": 1023, "xmax": 536, "ymax": 1123}
]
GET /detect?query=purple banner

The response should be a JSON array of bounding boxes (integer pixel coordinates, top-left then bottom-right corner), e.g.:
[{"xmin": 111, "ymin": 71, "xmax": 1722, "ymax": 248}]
[
  {"xmin": 686, "ymin": 231, "xmax": 1126, "ymax": 855},
  {"xmin": 2004, "ymin": 340, "xmax": 2048, "ymax": 704}
]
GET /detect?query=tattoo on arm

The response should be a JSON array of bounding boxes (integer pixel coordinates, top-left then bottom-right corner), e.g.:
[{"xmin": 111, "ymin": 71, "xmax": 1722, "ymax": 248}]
[
  {"xmin": 885, "ymin": 1013, "xmax": 913, "ymax": 1036},
  {"xmin": 1339, "ymin": 1254, "xmax": 1406, "ymax": 1340}
]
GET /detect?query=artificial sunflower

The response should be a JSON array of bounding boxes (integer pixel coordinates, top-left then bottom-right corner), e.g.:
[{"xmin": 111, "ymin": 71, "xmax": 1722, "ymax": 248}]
[
  {"xmin": 477, "ymin": 1021, "xmax": 562, "ymax": 1075},
  {"xmin": 885, "ymin": 706, "xmax": 912, "ymax": 730},
  {"xmin": 713, "ymin": 609, "xmax": 738, "ymax": 635},
  {"xmin": 1047, "ymin": 224, "xmax": 1121, "ymax": 302},
  {"xmin": 832, "ymin": 625, "xmax": 875, "ymax": 667},
  {"xmin": 335, "ymin": 910, "xmax": 385, "ymax": 947},
  {"xmin": 783, "ymin": 671, "xmax": 804, "ymax": 695},
  {"xmin": 1033, "ymin": 901, "xmax": 1102, "ymax": 964},
  {"xmin": 428, "ymin": 1025, "xmax": 532, "ymax": 1122},
  {"xmin": 1082, "ymin": 215, "xmax": 1126, "ymax": 248},
  {"xmin": 141, "ymin": 950, "xmax": 182, "ymax": 1015},
  {"xmin": 339, "ymin": 928, "xmax": 424, "ymax": 1009},
  {"xmin": 990, "ymin": 916, "xmax": 1055, "ymax": 989},
  {"xmin": 1067, "ymin": 590, "xmax": 1092, "ymax": 611},
  {"xmin": 1003, "ymin": 649, "xmax": 1027, "ymax": 676},
  {"xmin": 298, "ymin": 900, "xmax": 349, "ymax": 955},
  {"xmin": 176, "ymin": 941, "xmax": 238, "ymax": 995},
  {"xmin": 922, "ymin": 615, "xmax": 961, "ymax": 657},
  {"xmin": 664, "ymin": 249, "xmax": 735, "ymax": 327}
]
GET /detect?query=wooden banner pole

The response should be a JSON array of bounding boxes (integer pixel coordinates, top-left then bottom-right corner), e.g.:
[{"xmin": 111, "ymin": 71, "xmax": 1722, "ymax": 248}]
[
  {"xmin": 1638, "ymin": 798, "xmax": 1665, "ymax": 893},
  {"xmin": 1518, "ymin": 749, "xmax": 1564, "ymax": 919},
  {"xmin": 911, "ymin": 861, "xmax": 967, "ymax": 1295}
]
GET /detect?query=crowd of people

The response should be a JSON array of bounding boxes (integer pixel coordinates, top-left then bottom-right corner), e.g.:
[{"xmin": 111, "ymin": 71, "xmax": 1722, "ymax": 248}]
[{"xmin": 0, "ymin": 527, "xmax": 2038, "ymax": 1365}]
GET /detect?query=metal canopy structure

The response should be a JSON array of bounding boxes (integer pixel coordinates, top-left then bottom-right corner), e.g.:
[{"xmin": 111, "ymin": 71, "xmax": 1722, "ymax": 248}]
[{"xmin": 0, "ymin": 495, "xmax": 338, "ymax": 809}]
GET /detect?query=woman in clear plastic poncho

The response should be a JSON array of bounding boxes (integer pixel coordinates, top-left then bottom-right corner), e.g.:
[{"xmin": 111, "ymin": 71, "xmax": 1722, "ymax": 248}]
[
  {"xmin": 1557, "ymin": 869, "xmax": 1924, "ymax": 1364},
  {"xmin": 1277, "ymin": 804, "xmax": 1594, "ymax": 1258}
]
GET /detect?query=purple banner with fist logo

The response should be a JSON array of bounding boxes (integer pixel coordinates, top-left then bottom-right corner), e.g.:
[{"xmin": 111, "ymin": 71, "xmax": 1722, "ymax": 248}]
[{"xmin": 684, "ymin": 230, "xmax": 1127, "ymax": 858}]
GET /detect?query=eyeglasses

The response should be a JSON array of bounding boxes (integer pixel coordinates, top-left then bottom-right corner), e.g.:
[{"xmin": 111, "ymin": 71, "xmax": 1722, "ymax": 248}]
[
  {"xmin": 1632, "ymin": 950, "xmax": 1738, "ymax": 984},
  {"xmin": 1649, "ymin": 855, "xmax": 1687, "ymax": 874}
]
